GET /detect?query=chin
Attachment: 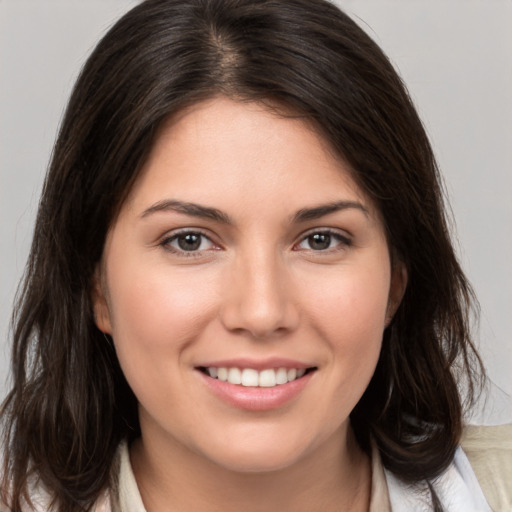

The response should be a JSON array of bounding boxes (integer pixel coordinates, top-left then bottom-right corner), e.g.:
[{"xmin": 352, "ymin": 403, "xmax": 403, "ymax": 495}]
[
  {"xmin": 197, "ymin": 429, "xmax": 318, "ymax": 474},
  {"xmin": 209, "ymin": 447, "xmax": 303, "ymax": 474}
]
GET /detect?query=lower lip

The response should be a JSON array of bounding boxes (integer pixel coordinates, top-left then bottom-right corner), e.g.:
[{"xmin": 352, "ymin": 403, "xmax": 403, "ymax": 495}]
[{"xmin": 197, "ymin": 370, "xmax": 314, "ymax": 411}]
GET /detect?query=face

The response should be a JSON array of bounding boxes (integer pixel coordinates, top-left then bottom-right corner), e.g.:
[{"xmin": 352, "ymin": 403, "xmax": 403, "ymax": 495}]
[{"xmin": 93, "ymin": 97, "xmax": 406, "ymax": 473}]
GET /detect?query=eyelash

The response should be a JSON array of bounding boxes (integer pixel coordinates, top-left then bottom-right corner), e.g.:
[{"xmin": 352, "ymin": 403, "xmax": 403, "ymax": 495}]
[
  {"xmin": 293, "ymin": 229, "xmax": 352, "ymax": 253},
  {"xmin": 159, "ymin": 228, "xmax": 352, "ymax": 257},
  {"xmin": 159, "ymin": 229, "xmax": 218, "ymax": 257}
]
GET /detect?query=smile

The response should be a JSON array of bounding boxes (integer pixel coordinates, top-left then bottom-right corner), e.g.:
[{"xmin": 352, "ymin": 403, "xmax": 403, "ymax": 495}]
[{"xmin": 199, "ymin": 366, "xmax": 313, "ymax": 387}]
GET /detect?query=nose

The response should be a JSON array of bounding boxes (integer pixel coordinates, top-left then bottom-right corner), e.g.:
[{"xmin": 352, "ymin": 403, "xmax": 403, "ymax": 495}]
[{"xmin": 219, "ymin": 249, "xmax": 299, "ymax": 339}]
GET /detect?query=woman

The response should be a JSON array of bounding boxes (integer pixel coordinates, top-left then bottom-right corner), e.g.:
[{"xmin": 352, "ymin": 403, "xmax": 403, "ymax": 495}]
[{"xmin": 1, "ymin": 0, "xmax": 510, "ymax": 510}]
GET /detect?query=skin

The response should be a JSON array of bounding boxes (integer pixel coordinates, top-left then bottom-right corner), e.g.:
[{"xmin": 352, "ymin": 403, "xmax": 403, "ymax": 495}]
[{"xmin": 93, "ymin": 97, "xmax": 406, "ymax": 511}]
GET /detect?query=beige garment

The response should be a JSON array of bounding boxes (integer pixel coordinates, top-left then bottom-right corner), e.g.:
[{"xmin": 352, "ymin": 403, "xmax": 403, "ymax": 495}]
[
  {"xmin": 461, "ymin": 424, "xmax": 512, "ymax": 512},
  {"xmin": 369, "ymin": 441, "xmax": 392, "ymax": 512}
]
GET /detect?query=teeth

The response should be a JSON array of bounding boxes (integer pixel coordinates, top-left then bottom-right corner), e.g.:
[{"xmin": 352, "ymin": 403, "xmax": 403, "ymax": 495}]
[
  {"xmin": 241, "ymin": 368, "xmax": 259, "ymax": 387},
  {"xmin": 228, "ymin": 367, "xmax": 242, "ymax": 385},
  {"xmin": 275, "ymin": 368, "xmax": 288, "ymax": 385},
  {"xmin": 259, "ymin": 369, "xmax": 276, "ymax": 387},
  {"xmin": 217, "ymin": 367, "xmax": 228, "ymax": 381},
  {"xmin": 205, "ymin": 366, "xmax": 310, "ymax": 387}
]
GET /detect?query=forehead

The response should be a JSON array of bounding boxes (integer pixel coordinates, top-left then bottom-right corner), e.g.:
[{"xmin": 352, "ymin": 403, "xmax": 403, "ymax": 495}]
[{"xmin": 121, "ymin": 96, "xmax": 379, "ymax": 222}]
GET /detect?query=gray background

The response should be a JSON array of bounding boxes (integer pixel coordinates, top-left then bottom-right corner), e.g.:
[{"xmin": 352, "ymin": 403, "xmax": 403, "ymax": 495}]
[{"xmin": 1, "ymin": 1, "xmax": 511, "ymax": 424}]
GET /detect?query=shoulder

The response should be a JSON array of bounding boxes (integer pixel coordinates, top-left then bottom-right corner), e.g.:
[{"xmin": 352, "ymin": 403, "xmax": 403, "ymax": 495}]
[{"xmin": 461, "ymin": 424, "xmax": 512, "ymax": 512}]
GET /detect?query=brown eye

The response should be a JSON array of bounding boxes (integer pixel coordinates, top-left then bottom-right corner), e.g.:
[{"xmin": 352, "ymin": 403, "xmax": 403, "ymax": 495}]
[
  {"xmin": 177, "ymin": 233, "xmax": 202, "ymax": 251},
  {"xmin": 296, "ymin": 230, "xmax": 351, "ymax": 252},
  {"xmin": 308, "ymin": 233, "xmax": 332, "ymax": 250},
  {"xmin": 163, "ymin": 231, "xmax": 216, "ymax": 253}
]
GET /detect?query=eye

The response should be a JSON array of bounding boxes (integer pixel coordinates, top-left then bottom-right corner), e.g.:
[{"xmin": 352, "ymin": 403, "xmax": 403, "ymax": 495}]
[
  {"xmin": 295, "ymin": 230, "xmax": 351, "ymax": 251},
  {"xmin": 162, "ymin": 231, "xmax": 217, "ymax": 253}
]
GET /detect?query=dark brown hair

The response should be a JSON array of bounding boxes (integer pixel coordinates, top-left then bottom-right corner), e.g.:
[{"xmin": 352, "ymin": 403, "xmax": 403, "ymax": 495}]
[{"xmin": 1, "ymin": 0, "xmax": 484, "ymax": 510}]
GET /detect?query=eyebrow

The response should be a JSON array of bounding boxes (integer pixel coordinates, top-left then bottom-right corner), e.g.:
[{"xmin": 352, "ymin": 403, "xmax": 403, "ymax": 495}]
[
  {"xmin": 292, "ymin": 200, "xmax": 369, "ymax": 223},
  {"xmin": 141, "ymin": 199, "xmax": 369, "ymax": 224},
  {"xmin": 141, "ymin": 200, "xmax": 232, "ymax": 224}
]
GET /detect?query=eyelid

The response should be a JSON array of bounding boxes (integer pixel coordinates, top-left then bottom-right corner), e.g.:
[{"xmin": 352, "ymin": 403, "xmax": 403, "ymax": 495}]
[
  {"xmin": 159, "ymin": 228, "xmax": 221, "ymax": 255},
  {"xmin": 293, "ymin": 228, "xmax": 352, "ymax": 251}
]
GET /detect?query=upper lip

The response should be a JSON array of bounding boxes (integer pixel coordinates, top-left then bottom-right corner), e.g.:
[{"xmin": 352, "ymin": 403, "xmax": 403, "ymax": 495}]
[{"xmin": 195, "ymin": 357, "xmax": 315, "ymax": 371}]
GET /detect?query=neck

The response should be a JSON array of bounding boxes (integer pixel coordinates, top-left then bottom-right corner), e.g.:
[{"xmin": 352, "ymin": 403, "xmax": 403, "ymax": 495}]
[{"xmin": 130, "ymin": 425, "xmax": 371, "ymax": 512}]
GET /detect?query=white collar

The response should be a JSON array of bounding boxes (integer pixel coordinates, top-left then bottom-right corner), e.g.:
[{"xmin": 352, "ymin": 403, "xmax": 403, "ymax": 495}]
[{"xmin": 385, "ymin": 447, "xmax": 492, "ymax": 512}]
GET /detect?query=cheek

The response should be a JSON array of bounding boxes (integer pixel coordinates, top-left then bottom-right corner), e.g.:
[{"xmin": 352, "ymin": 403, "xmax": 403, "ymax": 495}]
[
  {"xmin": 105, "ymin": 259, "xmax": 219, "ymax": 388},
  {"xmin": 306, "ymin": 263, "xmax": 390, "ymax": 343},
  {"xmin": 108, "ymin": 255, "xmax": 216, "ymax": 335},
  {"xmin": 301, "ymin": 263, "xmax": 390, "ymax": 397}
]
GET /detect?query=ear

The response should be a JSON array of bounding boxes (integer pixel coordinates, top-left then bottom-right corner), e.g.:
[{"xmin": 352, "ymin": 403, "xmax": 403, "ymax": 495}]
[
  {"xmin": 91, "ymin": 267, "xmax": 113, "ymax": 335},
  {"xmin": 386, "ymin": 261, "xmax": 407, "ymax": 326}
]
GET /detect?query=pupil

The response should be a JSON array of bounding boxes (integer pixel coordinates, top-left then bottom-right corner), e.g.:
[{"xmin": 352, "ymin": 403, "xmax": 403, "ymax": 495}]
[
  {"xmin": 178, "ymin": 233, "xmax": 201, "ymax": 251},
  {"xmin": 310, "ymin": 233, "xmax": 330, "ymax": 250}
]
